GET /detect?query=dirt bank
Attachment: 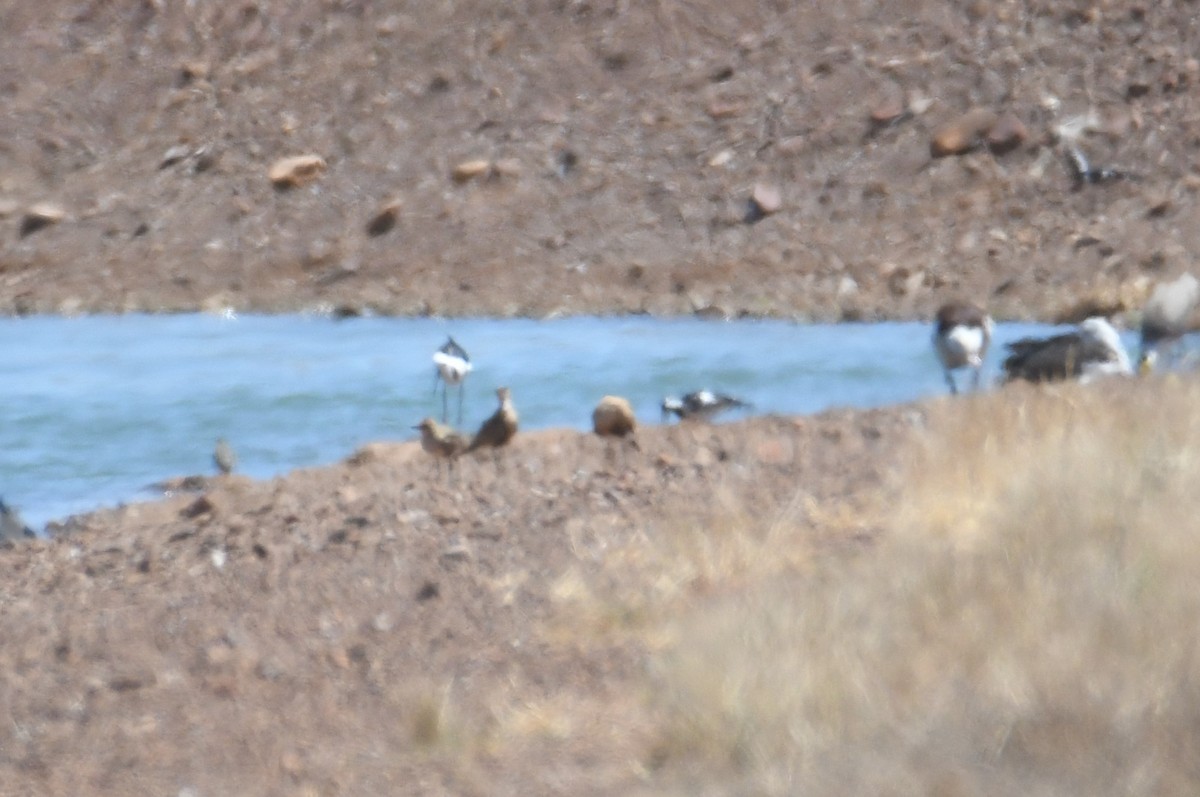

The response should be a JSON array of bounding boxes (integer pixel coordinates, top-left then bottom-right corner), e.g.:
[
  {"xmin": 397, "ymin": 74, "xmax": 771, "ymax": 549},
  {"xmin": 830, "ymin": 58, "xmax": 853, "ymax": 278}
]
[
  {"xmin": 2, "ymin": 1, "xmax": 1198, "ymax": 322},
  {"xmin": 0, "ymin": 407, "xmax": 918, "ymax": 794}
]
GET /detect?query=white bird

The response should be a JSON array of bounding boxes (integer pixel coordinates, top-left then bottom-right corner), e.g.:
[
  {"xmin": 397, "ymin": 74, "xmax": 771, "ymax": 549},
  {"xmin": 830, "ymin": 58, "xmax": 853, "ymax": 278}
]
[
  {"xmin": 432, "ymin": 336, "xmax": 472, "ymax": 424},
  {"xmin": 661, "ymin": 389, "xmax": 750, "ymax": 422},
  {"xmin": 932, "ymin": 301, "xmax": 993, "ymax": 395},
  {"xmin": 1139, "ymin": 273, "xmax": 1199, "ymax": 371},
  {"xmin": 1002, "ymin": 316, "xmax": 1132, "ymax": 384}
]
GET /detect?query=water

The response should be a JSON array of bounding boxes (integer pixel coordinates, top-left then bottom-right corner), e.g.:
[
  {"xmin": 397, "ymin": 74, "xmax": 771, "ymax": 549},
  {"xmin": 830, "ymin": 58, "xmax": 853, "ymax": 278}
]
[{"xmin": 0, "ymin": 314, "xmax": 1137, "ymax": 529}]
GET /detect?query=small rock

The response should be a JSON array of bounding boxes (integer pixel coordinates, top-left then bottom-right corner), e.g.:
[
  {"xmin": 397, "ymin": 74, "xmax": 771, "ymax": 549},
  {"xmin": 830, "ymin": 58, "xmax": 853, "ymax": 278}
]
[
  {"xmin": 870, "ymin": 99, "xmax": 907, "ymax": 125},
  {"xmin": 986, "ymin": 112, "xmax": 1028, "ymax": 155},
  {"xmin": 593, "ymin": 395, "xmax": 636, "ymax": 437},
  {"xmin": 708, "ymin": 149, "xmax": 733, "ymax": 168},
  {"xmin": 441, "ymin": 536, "xmax": 471, "ymax": 561},
  {"xmin": 346, "ymin": 443, "xmax": 389, "ymax": 466},
  {"xmin": 930, "ymin": 108, "xmax": 998, "ymax": 157},
  {"xmin": 268, "ymin": 154, "xmax": 326, "ymax": 189},
  {"xmin": 451, "ymin": 159, "xmax": 491, "ymax": 183},
  {"xmin": 693, "ymin": 304, "xmax": 729, "ymax": 320},
  {"xmin": 751, "ymin": 182, "xmax": 782, "ymax": 214},
  {"xmin": 492, "ymin": 158, "xmax": 522, "ymax": 177},
  {"xmin": 180, "ymin": 494, "xmax": 219, "ymax": 519},
  {"xmin": 365, "ymin": 200, "xmax": 401, "ymax": 237},
  {"xmin": 19, "ymin": 202, "xmax": 66, "ymax": 237},
  {"xmin": 706, "ymin": 99, "xmax": 742, "ymax": 119},
  {"xmin": 1146, "ymin": 195, "xmax": 1173, "ymax": 218}
]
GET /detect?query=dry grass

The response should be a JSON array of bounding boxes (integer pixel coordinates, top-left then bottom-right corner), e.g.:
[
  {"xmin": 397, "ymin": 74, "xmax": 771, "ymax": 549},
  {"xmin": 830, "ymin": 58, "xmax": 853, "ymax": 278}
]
[{"xmin": 561, "ymin": 378, "xmax": 1200, "ymax": 795}]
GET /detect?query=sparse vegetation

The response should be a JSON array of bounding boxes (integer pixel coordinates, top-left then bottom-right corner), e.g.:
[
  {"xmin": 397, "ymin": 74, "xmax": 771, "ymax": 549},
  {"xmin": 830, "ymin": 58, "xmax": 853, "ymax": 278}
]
[{"xmin": 553, "ymin": 378, "xmax": 1200, "ymax": 794}]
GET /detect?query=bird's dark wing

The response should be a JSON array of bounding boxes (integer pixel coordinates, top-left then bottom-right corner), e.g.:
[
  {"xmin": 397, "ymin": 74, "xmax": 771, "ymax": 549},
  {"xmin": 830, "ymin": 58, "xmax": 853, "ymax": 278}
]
[
  {"xmin": 1002, "ymin": 333, "xmax": 1085, "ymax": 382},
  {"xmin": 440, "ymin": 337, "xmax": 470, "ymax": 362}
]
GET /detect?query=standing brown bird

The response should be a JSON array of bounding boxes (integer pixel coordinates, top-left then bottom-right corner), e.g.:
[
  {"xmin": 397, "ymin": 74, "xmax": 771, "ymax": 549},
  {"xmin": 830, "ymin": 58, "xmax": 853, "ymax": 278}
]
[
  {"xmin": 467, "ymin": 386, "xmax": 518, "ymax": 456},
  {"xmin": 213, "ymin": 438, "xmax": 237, "ymax": 475},
  {"xmin": 414, "ymin": 417, "xmax": 469, "ymax": 481}
]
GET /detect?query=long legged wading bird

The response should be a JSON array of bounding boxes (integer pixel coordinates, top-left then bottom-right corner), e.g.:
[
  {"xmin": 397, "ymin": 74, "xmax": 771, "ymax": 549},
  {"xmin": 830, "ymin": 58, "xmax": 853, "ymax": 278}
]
[
  {"xmin": 661, "ymin": 389, "xmax": 750, "ymax": 422},
  {"xmin": 1139, "ymin": 273, "xmax": 1199, "ymax": 371},
  {"xmin": 932, "ymin": 301, "xmax": 993, "ymax": 395},
  {"xmin": 414, "ymin": 417, "xmax": 469, "ymax": 482},
  {"xmin": 467, "ymin": 386, "xmax": 518, "ymax": 463},
  {"xmin": 1002, "ymin": 316, "xmax": 1133, "ymax": 384},
  {"xmin": 432, "ymin": 337, "xmax": 472, "ymax": 425}
]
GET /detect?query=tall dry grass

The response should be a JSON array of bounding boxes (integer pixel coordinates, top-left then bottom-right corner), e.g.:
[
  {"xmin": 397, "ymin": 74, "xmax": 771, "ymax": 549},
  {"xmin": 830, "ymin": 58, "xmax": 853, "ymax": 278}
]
[{"xmin": 636, "ymin": 378, "xmax": 1200, "ymax": 794}]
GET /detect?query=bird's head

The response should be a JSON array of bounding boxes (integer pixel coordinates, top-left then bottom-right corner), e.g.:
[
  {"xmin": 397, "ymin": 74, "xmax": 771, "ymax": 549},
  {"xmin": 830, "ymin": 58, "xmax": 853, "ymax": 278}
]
[{"xmin": 1138, "ymin": 348, "xmax": 1158, "ymax": 376}]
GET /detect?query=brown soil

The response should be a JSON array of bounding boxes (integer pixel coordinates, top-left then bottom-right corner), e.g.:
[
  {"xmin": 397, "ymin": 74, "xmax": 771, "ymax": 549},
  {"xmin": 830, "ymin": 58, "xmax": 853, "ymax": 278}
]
[
  {"xmin": 1, "ymin": 1, "xmax": 1197, "ymax": 322},
  {"xmin": 1, "ymin": 1, "xmax": 1197, "ymax": 793},
  {"xmin": 1, "ymin": 409, "xmax": 916, "ymax": 795}
]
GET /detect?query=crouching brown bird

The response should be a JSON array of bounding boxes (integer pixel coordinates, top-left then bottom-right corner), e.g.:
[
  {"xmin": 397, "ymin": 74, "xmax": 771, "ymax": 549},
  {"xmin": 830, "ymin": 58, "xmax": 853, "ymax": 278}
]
[{"xmin": 467, "ymin": 387, "xmax": 518, "ymax": 463}]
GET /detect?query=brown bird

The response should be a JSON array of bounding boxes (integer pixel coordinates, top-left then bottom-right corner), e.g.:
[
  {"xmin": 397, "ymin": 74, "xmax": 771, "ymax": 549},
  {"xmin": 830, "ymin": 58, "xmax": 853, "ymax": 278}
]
[
  {"xmin": 213, "ymin": 438, "xmax": 237, "ymax": 475},
  {"xmin": 593, "ymin": 395, "xmax": 636, "ymax": 438},
  {"xmin": 467, "ymin": 386, "xmax": 518, "ymax": 456},
  {"xmin": 414, "ymin": 417, "xmax": 469, "ymax": 481}
]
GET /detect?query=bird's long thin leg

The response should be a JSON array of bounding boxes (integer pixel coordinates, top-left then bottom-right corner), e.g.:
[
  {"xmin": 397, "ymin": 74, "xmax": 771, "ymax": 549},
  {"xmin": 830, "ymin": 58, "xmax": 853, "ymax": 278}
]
[
  {"xmin": 456, "ymin": 384, "xmax": 465, "ymax": 426},
  {"xmin": 970, "ymin": 364, "xmax": 982, "ymax": 392},
  {"xmin": 441, "ymin": 386, "xmax": 449, "ymax": 424},
  {"xmin": 944, "ymin": 369, "xmax": 959, "ymax": 396}
]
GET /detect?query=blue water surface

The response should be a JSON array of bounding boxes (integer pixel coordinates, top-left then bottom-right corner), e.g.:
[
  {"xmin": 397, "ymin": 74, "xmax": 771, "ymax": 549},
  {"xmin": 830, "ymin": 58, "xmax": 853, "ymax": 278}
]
[{"xmin": 0, "ymin": 314, "xmax": 1123, "ymax": 528}]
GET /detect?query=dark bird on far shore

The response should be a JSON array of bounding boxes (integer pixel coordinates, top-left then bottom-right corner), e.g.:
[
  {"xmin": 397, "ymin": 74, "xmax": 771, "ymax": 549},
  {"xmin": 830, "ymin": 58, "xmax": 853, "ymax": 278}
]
[
  {"xmin": 432, "ymin": 336, "xmax": 472, "ymax": 425},
  {"xmin": 467, "ymin": 386, "xmax": 518, "ymax": 455},
  {"xmin": 0, "ymin": 499, "xmax": 35, "ymax": 542},
  {"xmin": 932, "ymin": 301, "xmax": 993, "ymax": 395},
  {"xmin": 1002, "ymin": 317, "xmax": 1132, "ymax": 384},
  {"xmin": 1139, "ymin": 273, "xmax": 1199, "ymax": 371},
  {"xmin": 213, "ymin": 438, "xmax": 237, "ymax": 475},
  {"xmin": 661, "ymin": 389, "xmax": 750, "ymax": 422}
]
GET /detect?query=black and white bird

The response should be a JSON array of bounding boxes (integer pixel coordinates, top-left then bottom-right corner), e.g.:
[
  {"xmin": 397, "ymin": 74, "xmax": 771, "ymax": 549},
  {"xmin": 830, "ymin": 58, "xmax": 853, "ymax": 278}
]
[
  {"xmin": 1002, "ymin": 316, "xmax": 1133, "ymax": 384},
  {"xmin": 661, "ymin": 389, "xmax": 750, "ymax": 422},
  {"xmin": 1139, "ymin": 273, "xmax": 1199, "ymax": 371},
  {"xmin": 932, "ymin": 301, "xmax": 993, "ymax": 395},
  {"xmin": 432, "ymin": 336, "xmax": 472, "ymax": 425},
  {"xmin": 1063, "ymin": 143, "xmax": 1130, "ymax": 189},
  {"xmin": 0, "ymin": 498, "xmax": 35, "ymax": 542}
]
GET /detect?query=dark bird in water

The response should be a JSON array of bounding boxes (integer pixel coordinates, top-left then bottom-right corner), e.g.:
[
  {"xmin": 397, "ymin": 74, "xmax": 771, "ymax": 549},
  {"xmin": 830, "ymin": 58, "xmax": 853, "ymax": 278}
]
[
  {"xmin": 432, "ymin": 336, "xmax": 472, "ymax": 425},
  {"xmin": 414, "ymin": 417, "xmax": 469, "ymax": 480},
  {"xmin": 213, "ymin": 438, "xmax": 237, "ymax": 475},
  {"xmin": 932, "ymin": 301, "xmax": 993, "ymax": 395},
  {"xmin": 1139, "ymin": 273, "xmax": 1199, "ymax": 371},
  {"xmin": 0, "ymin": 498, "xmax": 35, "ymax": 542},
  {"xmin": 661, "ymin": 389, "xmax": 750, "ymax": 422},
  {"xmin": 467, "ymin": 386, "xmax": 518, "ymax": 454},
  {"xmin": 1002, "ymin": 317, "xmax": 1132, "ymax": 384}
]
